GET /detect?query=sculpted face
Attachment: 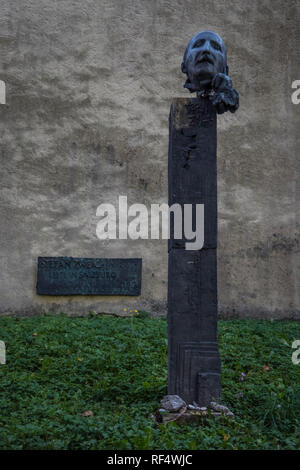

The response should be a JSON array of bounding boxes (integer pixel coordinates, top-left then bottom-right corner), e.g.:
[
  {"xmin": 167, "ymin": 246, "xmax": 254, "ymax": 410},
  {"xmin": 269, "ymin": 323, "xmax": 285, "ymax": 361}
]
[{"xmin": 182, "ymin": 31, "xmax": 227, "ymax": 91}]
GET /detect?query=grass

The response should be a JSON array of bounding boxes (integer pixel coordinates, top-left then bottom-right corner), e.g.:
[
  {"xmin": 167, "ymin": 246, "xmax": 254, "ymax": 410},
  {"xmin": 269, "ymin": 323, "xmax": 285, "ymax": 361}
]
[{"xmin": 0, "ymin": 313, "xmax": 299, "ymax": 450}]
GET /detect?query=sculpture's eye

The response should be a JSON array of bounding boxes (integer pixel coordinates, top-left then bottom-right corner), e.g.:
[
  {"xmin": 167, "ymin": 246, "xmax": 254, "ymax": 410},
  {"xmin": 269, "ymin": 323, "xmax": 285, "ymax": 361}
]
[
  {"xmin": 192, "ymin": 39, "xmax": 205, "ymax": 49},
  {"xmin": 211, "ymin": 40, "xmax": 222, "ymax": 51}
]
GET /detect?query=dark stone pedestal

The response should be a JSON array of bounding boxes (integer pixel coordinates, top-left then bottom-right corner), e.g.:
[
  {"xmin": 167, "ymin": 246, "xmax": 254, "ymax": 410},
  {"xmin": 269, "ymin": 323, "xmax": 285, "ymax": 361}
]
[{"xmin": 168, "ymin": 97, "xmax": 221, "ymax": 405}]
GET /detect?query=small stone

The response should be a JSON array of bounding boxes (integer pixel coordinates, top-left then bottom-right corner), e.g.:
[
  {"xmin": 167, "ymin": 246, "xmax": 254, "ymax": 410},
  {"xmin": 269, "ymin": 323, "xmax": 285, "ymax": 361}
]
[
  {"xmin": 189, "ymin": 404, "xmax": 207, "ymax": 411},
  {"xmin": 188, "ymin": 404, "xmax": 197, "ymax": 410},
  {"xmin": 158, "ymin": 408, "xmax": 168, "ymax": 413},
  {"xmin": 210, "ymin": 402, "xmax": 229, "ymax": 412},
  {"xmin": 161, "ymin": 395, "xmax": 186, "ymax": 412},
  {"xmin": 210, "ymin": 402, "xmax": 234, "ymax": 417}
]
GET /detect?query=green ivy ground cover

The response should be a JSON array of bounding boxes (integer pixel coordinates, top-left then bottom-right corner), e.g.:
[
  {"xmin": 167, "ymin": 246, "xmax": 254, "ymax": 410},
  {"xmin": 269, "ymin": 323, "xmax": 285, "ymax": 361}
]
[{"xmin": 0, "ymin": 313, "xmax": 299, "ymax": 450}]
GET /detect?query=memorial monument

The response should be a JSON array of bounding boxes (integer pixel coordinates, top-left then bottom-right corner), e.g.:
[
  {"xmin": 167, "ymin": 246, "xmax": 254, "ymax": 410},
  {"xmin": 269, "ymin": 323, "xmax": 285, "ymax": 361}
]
[{"xmin": 167, "ymin": 31, "xmax": 239, "ymax": 407}]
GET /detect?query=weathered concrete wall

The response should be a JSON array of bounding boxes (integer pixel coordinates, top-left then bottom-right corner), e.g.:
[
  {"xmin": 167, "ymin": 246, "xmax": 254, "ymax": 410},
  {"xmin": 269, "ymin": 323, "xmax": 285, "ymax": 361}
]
[{"xmin": 0, "ymin": 0, "xmax": 299, "ymax": 318}]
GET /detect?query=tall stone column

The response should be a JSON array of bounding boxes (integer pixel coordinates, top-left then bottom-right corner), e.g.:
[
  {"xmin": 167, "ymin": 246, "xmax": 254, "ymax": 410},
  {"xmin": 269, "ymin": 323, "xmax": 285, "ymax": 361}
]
[{"xmin": 168, "ymin": 96, "xmax": 221, "ymax": 406}]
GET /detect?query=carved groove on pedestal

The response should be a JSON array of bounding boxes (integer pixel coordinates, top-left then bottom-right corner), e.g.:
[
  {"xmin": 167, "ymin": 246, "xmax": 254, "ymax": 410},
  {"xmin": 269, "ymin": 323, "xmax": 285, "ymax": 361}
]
[{"xmin": 175, "ymin": 341, "xmax": 220, "ymax": 403}]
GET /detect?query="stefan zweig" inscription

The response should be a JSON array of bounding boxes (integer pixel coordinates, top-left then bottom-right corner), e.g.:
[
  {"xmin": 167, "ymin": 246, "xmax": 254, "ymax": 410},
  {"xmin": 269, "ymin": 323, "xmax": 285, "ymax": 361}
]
[{"xmin": 36, "ymin": 257, "xmax": 142, "ymax": 296}]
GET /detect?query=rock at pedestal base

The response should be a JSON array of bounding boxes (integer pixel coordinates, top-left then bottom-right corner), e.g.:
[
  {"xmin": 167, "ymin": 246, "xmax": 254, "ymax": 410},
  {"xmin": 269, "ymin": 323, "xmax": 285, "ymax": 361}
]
[{"xmin": 154, "ymin": 395, "xmax": 234, "ymax": 425}]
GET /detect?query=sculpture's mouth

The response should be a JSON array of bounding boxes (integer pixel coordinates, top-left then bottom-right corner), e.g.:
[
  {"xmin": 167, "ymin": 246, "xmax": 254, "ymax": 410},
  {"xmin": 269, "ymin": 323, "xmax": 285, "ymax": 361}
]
[{"xmin": 196, "ymin": 54, "xmax": 214, "ymax": 66}]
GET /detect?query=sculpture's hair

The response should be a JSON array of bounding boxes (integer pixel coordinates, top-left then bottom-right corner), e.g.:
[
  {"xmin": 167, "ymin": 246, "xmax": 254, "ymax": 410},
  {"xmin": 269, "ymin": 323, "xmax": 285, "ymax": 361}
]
[{"xmin": 181, "ymin": 30, "xmax": 228, "ymax": 76}]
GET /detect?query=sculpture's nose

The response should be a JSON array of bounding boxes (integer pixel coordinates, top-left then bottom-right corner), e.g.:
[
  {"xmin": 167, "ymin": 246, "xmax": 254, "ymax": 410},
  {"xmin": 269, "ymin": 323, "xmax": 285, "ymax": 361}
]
[{"xmin": 202, "ymin": 40, "xmax": 212, "ymax": 54}]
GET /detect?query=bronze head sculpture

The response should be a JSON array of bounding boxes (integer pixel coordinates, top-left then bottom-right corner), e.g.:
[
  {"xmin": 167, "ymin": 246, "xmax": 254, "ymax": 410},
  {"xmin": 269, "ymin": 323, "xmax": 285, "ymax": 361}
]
[{"xmin": 181, "ymin": 31, "xmax": 239, "ymax": 114}]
